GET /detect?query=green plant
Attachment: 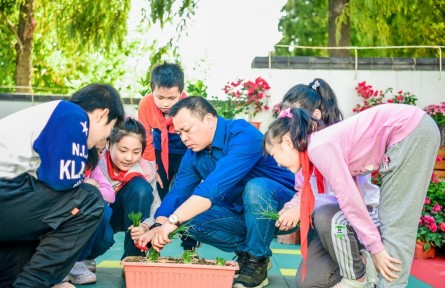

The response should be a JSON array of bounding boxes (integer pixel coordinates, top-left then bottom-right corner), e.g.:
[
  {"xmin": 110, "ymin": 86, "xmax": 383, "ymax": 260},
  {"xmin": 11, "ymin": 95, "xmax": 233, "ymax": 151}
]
[
  {"xmin": 186, "ymin": 80, "xmax": 208, "ymax": 98},
  {"xmin": 424, "ymin": 102, "xmax": 445, "ymax": 127},
  {"xmin": 417, "ymin": 173, "xmax": 445, "ymax": 250},
  {"xmin": 215, "ymin": 257, "xmax": 227, "ymax": 266},
  {"xmin": 128, "ymin": 211, "xmax": 142, "ymax": 227},
  {"xmin": 222, "ymin": 77, "xmax": 271, "ymax": 121},
  {"xmin": 352, "ymin": 81, "xmax": 417, "ymax": 113}
]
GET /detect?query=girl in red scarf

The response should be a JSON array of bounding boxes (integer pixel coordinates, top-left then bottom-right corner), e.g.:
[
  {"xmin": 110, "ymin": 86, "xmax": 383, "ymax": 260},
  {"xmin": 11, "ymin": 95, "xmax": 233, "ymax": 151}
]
[
  {"xmin": 99, "ymin": 117, "xmax": 161, "ymax": 259},
  {"xmin": 278, "ymin": 79, "xmax": 380, "ymax": 288},
  {"xmin": 264, "ymin": 105, "xmax": 439, "ymax": 287}
]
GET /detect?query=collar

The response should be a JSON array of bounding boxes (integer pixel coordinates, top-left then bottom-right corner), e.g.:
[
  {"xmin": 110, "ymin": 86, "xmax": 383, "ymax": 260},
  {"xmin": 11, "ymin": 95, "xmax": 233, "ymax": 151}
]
[{"xmin": 211, "ymin": 116, "xmax": 226, "ymax": 150}]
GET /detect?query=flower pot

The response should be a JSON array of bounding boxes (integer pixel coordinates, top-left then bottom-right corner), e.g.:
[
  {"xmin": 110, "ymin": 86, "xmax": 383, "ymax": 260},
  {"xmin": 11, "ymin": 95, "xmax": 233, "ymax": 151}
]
[
  {"xmin": 121, "ymin": 257, "xmax": 238, "ymax": 288},
  {"xmin": 414, "ymin": 242, "xmax": 436, "ymax": 259},
  {"xmin": 277, "ymin": 230, "xmax": 301, "ymax": 245},
  {"xmin": 249, "ymin": 121, "xmax": 261, "ymax": 129}
]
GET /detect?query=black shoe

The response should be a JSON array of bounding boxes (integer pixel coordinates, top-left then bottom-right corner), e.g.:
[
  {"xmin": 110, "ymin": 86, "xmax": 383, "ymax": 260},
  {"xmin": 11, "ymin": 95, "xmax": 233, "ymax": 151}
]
[
  {"xmin": 234, "ymin": 252, "xmax": 249, "ymax": 277},
  {"xmin": 232, "ymin": 254, "xmax": 269, "ymax": 288}
]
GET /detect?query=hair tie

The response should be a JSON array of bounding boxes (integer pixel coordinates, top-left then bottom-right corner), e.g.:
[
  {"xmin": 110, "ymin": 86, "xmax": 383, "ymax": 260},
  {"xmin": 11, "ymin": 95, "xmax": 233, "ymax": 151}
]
[
  {"xmin": 311, "ymin": 80, "xmax": 320, "ymax": 91},
  {"xmin": 278, "ymin": 108, "xmax": 293, "ymax": 119},
  {"xmin": 124, "ymin": 114, "xmax": 135, "ymax": 120}
]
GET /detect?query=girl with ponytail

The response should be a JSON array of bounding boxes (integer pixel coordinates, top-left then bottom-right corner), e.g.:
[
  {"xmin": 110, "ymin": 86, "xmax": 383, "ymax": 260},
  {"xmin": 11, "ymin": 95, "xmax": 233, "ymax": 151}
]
[{"xmin": 278, "ymin": 79, "xmax": 380, "ymax": 287}]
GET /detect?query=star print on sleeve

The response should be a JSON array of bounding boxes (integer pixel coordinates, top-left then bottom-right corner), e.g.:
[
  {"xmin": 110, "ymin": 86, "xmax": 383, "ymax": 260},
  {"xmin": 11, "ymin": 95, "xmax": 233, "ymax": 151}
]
[{"xmin": 80, "ymin": 121, "xmax": 88, "ymax": 136}]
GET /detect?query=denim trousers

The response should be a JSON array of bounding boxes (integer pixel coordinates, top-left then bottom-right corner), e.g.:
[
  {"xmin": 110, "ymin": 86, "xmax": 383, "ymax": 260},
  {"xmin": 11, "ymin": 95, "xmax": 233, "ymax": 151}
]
[
  {"xmin": 187, "ymin": 177, "xmax": 294, "ymax": 257},
  {"xmin": 110, "ymin": 176, "xmax": 153, "ymax": 259},
  {"xmin": 78, "ymin": 202, "xmax": 115, "ymax": 261}
]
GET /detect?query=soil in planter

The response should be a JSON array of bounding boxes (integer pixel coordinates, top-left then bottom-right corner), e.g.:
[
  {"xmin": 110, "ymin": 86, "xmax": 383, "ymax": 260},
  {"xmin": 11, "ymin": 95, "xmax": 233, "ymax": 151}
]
[{"xmin": 125, "ymin": 256, "xmax": 236, "ymax": 267}]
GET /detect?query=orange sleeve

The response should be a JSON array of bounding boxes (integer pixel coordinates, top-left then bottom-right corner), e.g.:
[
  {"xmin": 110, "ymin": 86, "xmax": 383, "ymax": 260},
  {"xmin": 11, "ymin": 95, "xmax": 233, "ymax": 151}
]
[{"xmin": 138, "ymin": 96, "xmax": 156, "ymax": 161}]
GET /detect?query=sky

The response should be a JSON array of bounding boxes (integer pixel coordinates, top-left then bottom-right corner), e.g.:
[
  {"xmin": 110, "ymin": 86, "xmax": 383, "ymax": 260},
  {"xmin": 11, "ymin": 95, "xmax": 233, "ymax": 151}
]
[{"xmin": 124, "ymin": 0, "xmax": 286, "ymax": 98}]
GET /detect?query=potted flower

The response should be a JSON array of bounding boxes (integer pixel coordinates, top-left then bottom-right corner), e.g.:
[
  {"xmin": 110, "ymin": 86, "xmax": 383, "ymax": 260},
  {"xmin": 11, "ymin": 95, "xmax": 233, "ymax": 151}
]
[
  {"xmin": 416, "ymin": 173, "xmax": 445, "ymax": 259},
  {"xmin": 122, "ymin": 213, "xmax": 238, "ymax": 288},
  {"xmin": 352, "ymin": 81, "xmax": 417, "ymax": 113},
  {"xmin": 222, "ymin": 77, "xmax": 271, "ymax": 128},
  {"xmin": 424, "ymin": 102, "xmax": 445, "ymax": 147}
]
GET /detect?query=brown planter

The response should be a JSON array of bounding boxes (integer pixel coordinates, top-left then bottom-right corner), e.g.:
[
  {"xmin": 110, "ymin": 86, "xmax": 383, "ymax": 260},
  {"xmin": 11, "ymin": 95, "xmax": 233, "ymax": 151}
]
[
  {"xmin": 414, "ymin": 242, "xmax": 436, "ymax": 259},
  {"xmin": 277, "ymin": 230, "xmax": 301, "ymax": 245},
  {"xmin": 121, "ymin": 257, "xmax": 238, "ymax": 288}
]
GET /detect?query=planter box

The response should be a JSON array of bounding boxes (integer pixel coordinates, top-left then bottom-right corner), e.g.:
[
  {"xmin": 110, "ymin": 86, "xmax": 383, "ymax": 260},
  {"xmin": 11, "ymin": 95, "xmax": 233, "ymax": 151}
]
[
  {"xmin": 277, "ymin": 230, "xmax": 301, "ymax": 245},
  {"xmin": 121, "ymin": 257, "xmax": 238, "ymax": 288},
  {"xmin": 414, "ymin": 242, "xmax": 436, "ymax": 260}
]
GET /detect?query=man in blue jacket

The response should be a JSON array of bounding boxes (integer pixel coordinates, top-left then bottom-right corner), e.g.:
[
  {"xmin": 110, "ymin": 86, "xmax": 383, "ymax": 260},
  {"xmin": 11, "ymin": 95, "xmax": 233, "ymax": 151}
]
[{"xmin": 135, "ymin": 96, "xmax": 295, "ymax": 288}]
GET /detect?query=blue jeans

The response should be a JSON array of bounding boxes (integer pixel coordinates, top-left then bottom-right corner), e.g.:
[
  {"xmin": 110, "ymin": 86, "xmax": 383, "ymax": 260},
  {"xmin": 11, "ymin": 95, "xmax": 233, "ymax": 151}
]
[
  {"xmin": 78, "ymin": 202, "xmax": 115, "ymax": 261},
  {"xmin": 110, "ymin": 176, "xmax": 154, "ymax": 258},
  {"xmin": 187, "ymin": 177, "xmax": 294, "ymax": 257}
]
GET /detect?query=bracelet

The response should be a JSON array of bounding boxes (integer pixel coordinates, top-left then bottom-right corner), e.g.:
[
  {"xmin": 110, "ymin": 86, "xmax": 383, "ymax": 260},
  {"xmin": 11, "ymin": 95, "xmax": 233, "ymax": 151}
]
[{"xmin": 149, "ymin": 222, "xmax": 163, "ymax": 230}]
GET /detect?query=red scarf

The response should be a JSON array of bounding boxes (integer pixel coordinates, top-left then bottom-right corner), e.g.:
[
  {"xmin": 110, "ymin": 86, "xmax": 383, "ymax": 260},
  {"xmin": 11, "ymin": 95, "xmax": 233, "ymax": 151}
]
[
  {"xmin": 314, "ymin": 167, "xmax": 324, "ymax": 194},
  {"xmin": 106, "ymin": 150, "xmax": 144, "ymax": 191},
  {"xmin": 299, "ymin": 150, "xmax": 316, "ymax": 282},
  {"xmin": 145, "ymin": 93, "xmax": 186, "ymax": 177}
]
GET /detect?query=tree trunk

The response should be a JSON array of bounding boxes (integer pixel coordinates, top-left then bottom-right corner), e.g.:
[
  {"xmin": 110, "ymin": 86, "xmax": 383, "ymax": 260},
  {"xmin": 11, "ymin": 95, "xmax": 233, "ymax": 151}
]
[
  {"xmin": 328, "ymin": 0, "xmax": 350, "ymax": 57},
  {"xmin": 15, "ymin": 0, "xmax": 35, "ymax": 93}
]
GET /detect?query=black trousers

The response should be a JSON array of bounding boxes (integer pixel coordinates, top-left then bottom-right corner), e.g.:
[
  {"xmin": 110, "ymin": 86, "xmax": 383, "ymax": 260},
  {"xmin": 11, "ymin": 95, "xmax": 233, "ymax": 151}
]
[
  {"xmin": 0, "ymin": 174, "xmax": 104, "ymax": 288},
  {"xmin": 155, "ymin": 150, "xmax": 184, "ymax": 200}
]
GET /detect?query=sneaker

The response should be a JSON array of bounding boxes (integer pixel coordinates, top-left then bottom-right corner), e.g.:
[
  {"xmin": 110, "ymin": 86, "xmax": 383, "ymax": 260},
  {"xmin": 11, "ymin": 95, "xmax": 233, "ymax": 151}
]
[
  {"xmin": 63, "ymin": 261, "xmax": 97, "ymax": 285},
  {"xmin": 234, "ymin": 252, "xmax": 272, "ymax": 279},
  {"xmin": 232, "ymin": 254, "xmax": 269, "ymax": 288},
  {"xmin": 332, "ymin": 278, "xmax": 368, "ymax": 288},
  {"xmin": 83, "ymin": 259, "xmax": 96, "ymax": 273},
  {"xmin": 360, "ymin": 249, "xmax": 377, "ymax": 287},
  {"xmin": 54, "ymin": 282, "xmax": 75, "ymax": 288}
]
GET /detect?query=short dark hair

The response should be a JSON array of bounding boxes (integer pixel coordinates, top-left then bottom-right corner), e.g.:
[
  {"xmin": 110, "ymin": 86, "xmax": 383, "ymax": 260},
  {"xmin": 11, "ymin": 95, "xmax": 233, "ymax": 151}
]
[
  {"xmin": 150, "ymin": 62, "xmax": 185, "ymax": 92},
  {"xmin": 169, "ymin": 96, "xmax": 217, "ymax": 119},
  {"xmin": 109, "ymin": 117, "xmax": 147, "ymax": 154},
  {"xmin": 69, "ymin": 83, "xmax": 125, "ymax": 125}
]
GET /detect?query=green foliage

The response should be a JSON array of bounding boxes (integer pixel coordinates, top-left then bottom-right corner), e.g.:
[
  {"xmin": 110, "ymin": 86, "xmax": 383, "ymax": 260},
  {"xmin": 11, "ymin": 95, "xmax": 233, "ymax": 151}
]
[
  {"xmin": 417, "ymin": 174, "xmax": 445, "ymax": 249},
  {"xmin": 128, "ymin": 211, "xmax": 142, "ymax": 227},
  {"xmin": 275, "ymin": 0, "xmax": 328, "ymax": 57},
  {"xmin": 186, "ymin": 79, "xmax": 208, "ymax": 98},
  {"xmin": 215, "ymin": 257, "xmax": 227, "ymax": 266},
  {"xmin": 275, "ymin": 0, "xmax": 445, "ymax": 57}
]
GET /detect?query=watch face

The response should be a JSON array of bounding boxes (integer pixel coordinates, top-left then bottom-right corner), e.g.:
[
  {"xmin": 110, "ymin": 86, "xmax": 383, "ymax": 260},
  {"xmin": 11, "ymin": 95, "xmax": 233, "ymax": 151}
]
[{"xmin": 169, "ymin": 214, "xmax": 178, "ymax": 223}]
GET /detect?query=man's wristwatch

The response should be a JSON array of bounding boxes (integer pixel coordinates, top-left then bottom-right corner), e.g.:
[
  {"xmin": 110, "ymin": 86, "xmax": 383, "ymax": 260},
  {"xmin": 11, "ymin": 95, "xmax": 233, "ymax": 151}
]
[{"xmin": 168, "ymin": 214, "xmax": 182, "ymax": 227}]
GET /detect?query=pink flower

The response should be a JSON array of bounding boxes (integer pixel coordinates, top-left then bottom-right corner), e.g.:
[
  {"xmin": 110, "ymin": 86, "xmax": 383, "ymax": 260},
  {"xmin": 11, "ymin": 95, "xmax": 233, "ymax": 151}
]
[
  {"xmin": 440, "ymin": 223, "xmax": 445, "ymax": 232},
  {"xmin": 429, "ymin": 223, "xmax": 438, "ymax": 232},
  {"xmin": 432, "ymin": 203, "xmax": 442, "ymax": 213},
  {"xmin": 423, "ymin": 215, "xmax": 435, "ymax": 225},
  {"xmin": 424, "ymin": 197, "xmax": 431, "ymax": 204}
]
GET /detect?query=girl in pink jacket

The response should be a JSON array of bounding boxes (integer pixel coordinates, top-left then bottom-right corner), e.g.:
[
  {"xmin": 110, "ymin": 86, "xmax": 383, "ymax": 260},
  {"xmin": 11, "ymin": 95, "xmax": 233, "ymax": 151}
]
[{"xmin": 264, "ymin": 104, "xmax": 439, "ymax": 287}]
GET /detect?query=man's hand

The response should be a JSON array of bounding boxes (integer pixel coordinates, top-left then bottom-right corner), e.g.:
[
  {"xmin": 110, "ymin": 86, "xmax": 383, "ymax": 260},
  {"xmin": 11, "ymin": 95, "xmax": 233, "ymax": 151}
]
[
  {"xmin": 276, "ymin": 205, "xmax": 300, "ymax": 231},
  {"xmin": 155, "ymin": 172, "xmax": 163, "ymax": 189},
  {"xmin": 371, "ymin": 249, "xmax": 402, "ymax": 282},
  {"xmin": 150, "ymin": 222, "xmax": 178, "ymax": 251}
]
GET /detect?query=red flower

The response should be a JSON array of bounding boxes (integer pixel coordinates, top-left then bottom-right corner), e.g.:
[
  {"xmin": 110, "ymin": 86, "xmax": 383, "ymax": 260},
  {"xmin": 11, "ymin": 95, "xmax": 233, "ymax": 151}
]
[{"xmin": 440, "ymin": 223, "xmax": 445, "ymax": 232}]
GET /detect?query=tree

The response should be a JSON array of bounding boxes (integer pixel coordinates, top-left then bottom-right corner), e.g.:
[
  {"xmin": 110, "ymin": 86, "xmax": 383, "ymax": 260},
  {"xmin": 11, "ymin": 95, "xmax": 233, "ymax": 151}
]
[
  {"xmin": 275, "ymin": 0, "xmax": 445, "ymax": 58},
  {"xmin": 0, "ymin": 0, "xmax": 131, "ymax": 93}
]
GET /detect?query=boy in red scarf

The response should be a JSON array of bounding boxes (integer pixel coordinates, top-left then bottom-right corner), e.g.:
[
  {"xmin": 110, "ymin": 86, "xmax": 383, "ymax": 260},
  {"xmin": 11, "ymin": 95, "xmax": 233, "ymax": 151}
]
[{"xmin": 138, "ymin": 63, "xmax": 198, "ymax": 251}]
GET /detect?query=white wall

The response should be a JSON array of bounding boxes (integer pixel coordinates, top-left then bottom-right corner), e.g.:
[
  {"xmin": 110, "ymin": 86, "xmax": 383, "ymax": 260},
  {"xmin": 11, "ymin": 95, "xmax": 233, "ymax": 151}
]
[
  {"xmin": 247, "ymin": 68, "xmax": 445, "ymax": 132},
  {"xmin": 1, "ymin": 69, "xmax": 444, "ymax": 133}
]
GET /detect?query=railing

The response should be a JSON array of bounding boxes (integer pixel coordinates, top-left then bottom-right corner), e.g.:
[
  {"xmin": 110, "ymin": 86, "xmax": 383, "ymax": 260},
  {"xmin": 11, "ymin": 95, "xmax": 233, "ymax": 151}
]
[{"xmin": 271, "ymin": 45, "xmax": 444, "ymax": 80}]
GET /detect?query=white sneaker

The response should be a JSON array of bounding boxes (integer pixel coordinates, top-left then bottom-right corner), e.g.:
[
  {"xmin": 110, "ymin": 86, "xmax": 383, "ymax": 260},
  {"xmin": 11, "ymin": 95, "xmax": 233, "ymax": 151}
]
[
  {"xmin": 331, "ymin": 278, "xmax": 367, "ymax": 288},
  {"xmin": 63, "ymin": 261, "xmax": 97, "ymax": 284},
  {"xmin": 83, "ymin": 259, "xmax": 96, "ymax": 272},
  {"xmin": 360, "ymin": 249, "xmax": 377, "ymax": 287},
  {"xmin": 54, "ymin": 282, "xmax": 75, "ymax": 288}
]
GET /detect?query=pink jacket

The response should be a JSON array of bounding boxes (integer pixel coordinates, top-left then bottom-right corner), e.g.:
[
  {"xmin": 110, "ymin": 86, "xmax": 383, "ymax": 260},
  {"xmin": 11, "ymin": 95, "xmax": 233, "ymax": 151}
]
[{"xmin": 308, "ymin": 104, "xmax": 425, "ymax": 254}]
